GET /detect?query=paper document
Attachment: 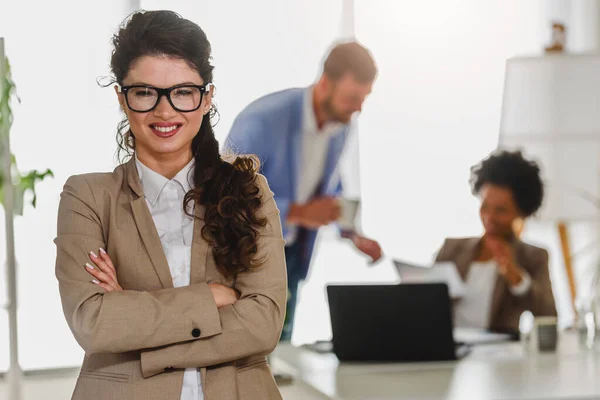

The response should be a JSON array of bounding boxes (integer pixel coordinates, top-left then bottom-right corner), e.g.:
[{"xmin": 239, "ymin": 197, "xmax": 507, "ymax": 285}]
[
  {"xmin": 393, "ymin": 260, "xmax": 466, "ymax": 298},
  {"xmin": 453, "ymin": 327, "xmax": 512, "ymax": 345}
]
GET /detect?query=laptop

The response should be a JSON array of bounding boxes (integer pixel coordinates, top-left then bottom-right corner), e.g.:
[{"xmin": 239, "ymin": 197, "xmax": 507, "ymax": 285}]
[{"xmin": 326, "ymin": 283, "xmax": 470, "ymax": 362}]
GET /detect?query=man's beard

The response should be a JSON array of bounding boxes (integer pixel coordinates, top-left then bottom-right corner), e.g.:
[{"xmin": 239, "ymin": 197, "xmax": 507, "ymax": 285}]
[{"xmin": 322, "ymin": 95, "xmax": 352, "ymax": 124}]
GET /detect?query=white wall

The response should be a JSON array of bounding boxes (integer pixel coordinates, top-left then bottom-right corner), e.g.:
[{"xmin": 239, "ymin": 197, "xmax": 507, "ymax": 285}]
[
  {"xmin": 0, "ymin": 0, "xmax": 136, "ymax": 370},
  {"xmin": 357, "ymin": 0, "xmax": 546, "ymax": 264}
]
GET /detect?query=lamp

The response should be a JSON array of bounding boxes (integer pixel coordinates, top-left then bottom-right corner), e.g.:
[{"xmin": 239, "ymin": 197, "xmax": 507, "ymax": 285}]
[{"xmin": 498, "ymin": 53, "xmax": 600, "ymax": 314}]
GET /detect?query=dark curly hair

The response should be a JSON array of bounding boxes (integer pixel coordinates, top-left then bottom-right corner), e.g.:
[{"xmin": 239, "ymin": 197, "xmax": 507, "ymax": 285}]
[
  {"xmin": 469, "ymin": 150, "xmax": 544, "ymax": 217},
  {"xmin": 109, "ymin": 10, "xmax": 266, "ymax": 278}
]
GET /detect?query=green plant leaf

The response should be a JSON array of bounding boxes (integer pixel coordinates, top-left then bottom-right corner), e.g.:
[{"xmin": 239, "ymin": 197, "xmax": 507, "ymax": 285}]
[{"xmin": 0, "ymin": 55, "xmax": 53, "ymax": 216}]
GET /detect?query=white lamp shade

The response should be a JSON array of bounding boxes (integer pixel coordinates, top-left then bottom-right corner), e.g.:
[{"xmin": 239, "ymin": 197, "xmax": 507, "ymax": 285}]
[{"xmin": 499, "ymin": 54, "xmax": 600, "ymax": 222}]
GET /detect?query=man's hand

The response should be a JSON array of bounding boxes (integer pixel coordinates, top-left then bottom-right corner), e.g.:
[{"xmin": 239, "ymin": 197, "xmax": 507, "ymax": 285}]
[
  {"xmin": 350, "ymin": 234, "xmax": 383, "ymax": 263},
  {"xmin": 288, "ymin": 197, "xmax": 341, "ymax": 229}
]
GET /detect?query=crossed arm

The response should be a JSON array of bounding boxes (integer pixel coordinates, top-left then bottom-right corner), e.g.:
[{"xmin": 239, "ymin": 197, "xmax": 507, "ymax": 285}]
[{"xmin": 55, "ymin": 174, "xmax": 287, "ymax": 376}]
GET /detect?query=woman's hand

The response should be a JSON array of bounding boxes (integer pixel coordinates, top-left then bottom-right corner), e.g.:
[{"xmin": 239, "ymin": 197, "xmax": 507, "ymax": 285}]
[
  {"xmin": 209, "ymin": 283, "xmax": 240, "ymax": 308},
  {"xmin": 485, "ymin": 237, "xmax": 525, "ymax": 286},
  {"xmin": 85, "ymin": 248, "xmax": 123, "ymax": 292},
  {"xmin": 85, "ymin": 248, "xmax": 240, "ymax": 305}
]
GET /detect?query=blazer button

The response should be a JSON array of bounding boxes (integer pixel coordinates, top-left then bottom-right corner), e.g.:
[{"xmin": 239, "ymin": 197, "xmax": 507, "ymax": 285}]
[{"xmin": 191, "ymin": 328, "xmax": 201, "ymax": 338}]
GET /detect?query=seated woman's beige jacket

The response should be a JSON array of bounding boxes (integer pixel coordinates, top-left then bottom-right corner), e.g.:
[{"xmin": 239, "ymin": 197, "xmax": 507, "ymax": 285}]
[
  {"xmin": 54, "ymin": 158, "xmax": 287, "ymax": 400},
  {"xmin": 435, "ymin": 237, "xmax": 557, "ymax": 332}
]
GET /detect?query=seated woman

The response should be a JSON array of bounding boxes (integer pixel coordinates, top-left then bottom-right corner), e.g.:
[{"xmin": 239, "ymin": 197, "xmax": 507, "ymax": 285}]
[{"xmin": 435, "ymin": 150, "xmax": 556, "ymax": 333}]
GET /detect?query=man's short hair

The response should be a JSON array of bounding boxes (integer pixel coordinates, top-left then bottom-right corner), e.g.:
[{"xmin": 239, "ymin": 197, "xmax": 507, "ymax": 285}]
[{"xmin": 323, "ymin": 41, "xmax": 377, "ymax": 83}]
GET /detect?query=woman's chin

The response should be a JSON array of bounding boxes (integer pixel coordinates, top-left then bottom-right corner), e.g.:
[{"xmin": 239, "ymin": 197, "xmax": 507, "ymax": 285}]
[
  {"xmin": 150, "ymin": 135, "xmax": 191, "ymax": 151},
  {"xmin": 138, "ymin": 141, "xmax": 191, "ymax": 158}
]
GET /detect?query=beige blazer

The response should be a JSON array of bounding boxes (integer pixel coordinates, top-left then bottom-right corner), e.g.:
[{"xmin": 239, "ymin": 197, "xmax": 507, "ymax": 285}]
[
  {"xmin": 435, "ymin": 237, "xmax": 557, "ymax": 332},
  {"xmin": 54, "ymin": 158, "xmax": 287, "ymax": 400}
]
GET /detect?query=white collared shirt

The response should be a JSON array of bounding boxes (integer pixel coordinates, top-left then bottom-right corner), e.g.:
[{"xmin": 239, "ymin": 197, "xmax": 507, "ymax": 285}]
[
  {"xmin": 297, "ymin": 86, "xmax": 344, "ymax": 204},
  {"xmin": 454, "ymin": 260, "xmax": 532, "ymax": 329},
  {"xmin": 135, "ymin": 155, "xmax": 203, "ymax": 400},
  {"xmin": 286, "ymin": 86, "xmax": 345, "ymax": 244}
]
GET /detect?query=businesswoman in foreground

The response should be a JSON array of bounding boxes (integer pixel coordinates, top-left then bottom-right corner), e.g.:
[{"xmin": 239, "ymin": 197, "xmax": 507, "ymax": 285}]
[
  {"xmin": 435, "ymin": 150, "xmax": 556, "ymax": 333},
  {"xmin": 55, "ymin": 10, "xmax": 286, "ymax": 400}
]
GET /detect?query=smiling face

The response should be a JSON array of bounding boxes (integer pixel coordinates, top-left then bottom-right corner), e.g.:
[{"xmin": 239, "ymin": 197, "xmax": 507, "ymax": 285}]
[
  {"xmin": 479, "ymin": 184, "xmax": 522, "ymax": 239},
  {"xmin": 116, "ymin": 55, "xmax": 212, "ymax": 168}
]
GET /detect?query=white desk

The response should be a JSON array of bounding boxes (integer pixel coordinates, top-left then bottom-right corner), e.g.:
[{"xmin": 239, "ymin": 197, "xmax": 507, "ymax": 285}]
[{"xmin": 272, "ymin": 333, "xmax": 600, "ymax": 399}]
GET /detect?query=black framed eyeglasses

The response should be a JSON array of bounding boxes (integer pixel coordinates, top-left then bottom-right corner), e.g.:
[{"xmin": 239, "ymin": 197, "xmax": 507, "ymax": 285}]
[{"xmin": 118, "ymin": 83, "xmax": 211, "ymax": 113}]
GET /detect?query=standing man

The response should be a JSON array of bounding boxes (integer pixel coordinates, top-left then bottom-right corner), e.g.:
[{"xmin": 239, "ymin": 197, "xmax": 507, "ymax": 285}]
[{"xmin": 224, "ymin": 41, "xmax": 383, "ymax": 341}]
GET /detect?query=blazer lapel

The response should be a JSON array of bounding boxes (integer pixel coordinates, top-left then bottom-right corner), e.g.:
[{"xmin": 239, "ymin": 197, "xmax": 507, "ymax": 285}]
[
  {"xmin": 290, "ymin": 128, "xmax": 302, "ymax": 202},
  {"xmin": 289, "ymin": 92, "xmax": 305, "ymax": 203},
  {"xmin": 321, "ymin": 132, "xmax": 347, "ymax": 195},
  {"xmin": 190, "ymin": 204, "xmax": 210, "ymax": 284},
  {"xmin": 453, "ymin": 237, "xmax": 481, "ymax": 281},
  {"xmin": 126, "ymin": 158, "xmax": 174, "ymax": 289}
]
